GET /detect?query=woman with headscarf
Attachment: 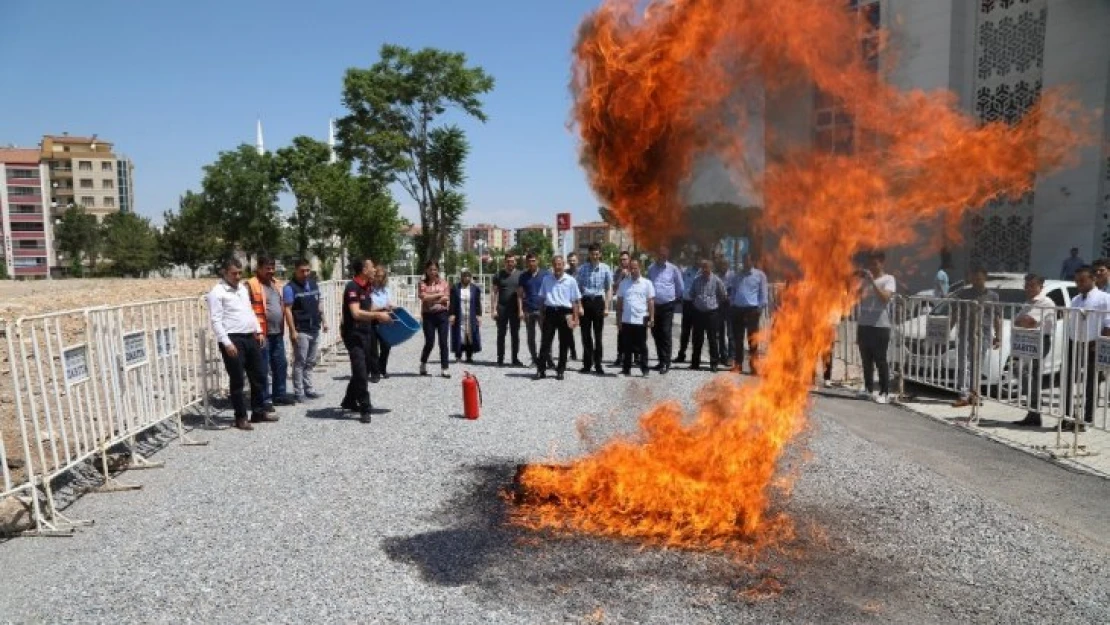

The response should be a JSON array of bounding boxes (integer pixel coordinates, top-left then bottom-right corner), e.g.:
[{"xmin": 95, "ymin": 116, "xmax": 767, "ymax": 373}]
[{"xmin": 450, "ymin": 268, "xmax": 483, "ymax": 363}]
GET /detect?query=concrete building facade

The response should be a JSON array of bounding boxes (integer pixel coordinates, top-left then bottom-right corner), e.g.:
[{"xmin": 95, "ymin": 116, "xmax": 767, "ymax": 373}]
[
  {"xmin": 41, "ymin": 134, "xmax": 126, "ymax": 223},
  {"xmin": 462, "ymin": 223, "xmax": 511, "ymax": 257},
  {"xmin": 0, "ymin": 149, "xmax": 53, "ymax": 279},
  {"xmin": 572, "ymin": 221, "xmax": 635, "ymax": 257}
]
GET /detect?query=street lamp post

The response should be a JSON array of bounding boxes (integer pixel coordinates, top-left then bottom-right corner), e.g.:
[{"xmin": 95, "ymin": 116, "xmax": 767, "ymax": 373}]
[{"xmin": 474, "ymin": 239, "xmax": 486, "ymax": 285}]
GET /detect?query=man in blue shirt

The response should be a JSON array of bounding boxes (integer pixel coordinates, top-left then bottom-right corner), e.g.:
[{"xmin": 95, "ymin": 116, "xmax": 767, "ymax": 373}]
[
  {"xmin": 727, "ymin": 253, "xmax": 768, "ymax": 375},
  {"xmin": 576, "ymin": 243, "xmax": 614, "ymax": 375},
  {"xmin": 714, "ymin": 255, "xmax": 736, "ymax": 368},
  {"xmin": 674, "ymin": 261, "xmax": 699, "ymax": 364},
  {"xmin": 534, "ymin": 255, "xmax": 581, "ymax": 380},
  {"xmin": 647, "ymin": 246, "xmax": 684, "ymax": 373},
  {"xmin": 282, "ymin": 258, "xmax": 328, "ymax": 401},
  {"xmin": 516, "ymin": 253, "xmax": 550, "ymax": 367}
]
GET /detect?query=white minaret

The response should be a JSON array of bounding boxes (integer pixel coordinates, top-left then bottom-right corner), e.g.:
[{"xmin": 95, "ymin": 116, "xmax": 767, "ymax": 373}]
[
  {"xmin": 328, "ymin": 118, "xmax": 337, "ymax": 164},
  {"xmin": 255, "ymin": 118, "xmax": 265, "ymax": 155}
]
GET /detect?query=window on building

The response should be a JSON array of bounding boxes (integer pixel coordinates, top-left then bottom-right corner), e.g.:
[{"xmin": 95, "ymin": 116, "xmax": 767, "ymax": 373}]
[
  {"xmin": 8, "ymin": 186, "xmax": 39, "ymax": 196},
  {"xmin": 101, "ymin": 161, "xmax": 112, "ymax": 171},
  {"xmin": 79, "ymin": 178, "xmax": 94, "ymax": 188},
  {"xmin": 81, "ymin": 196, "xmax": 96, "ymax": 207},
  {"xmin": 10, "ymin": 222, "xmax": 44, "ymax": 232},
  {"xmin": 14, "ymin": 258, "xmax": 46, "ymax": 267},
  {"xmin": 78, "ymin": 161, "xmax": 92, "ymax": 171},
  {"xmin": 11, "ymin": 204, "xmax": 41, "ymax": 214},
  {"xmin": 6, "ymin": 168, "xmax": 38, "ymax": 179},
  {"xmin": 103, "ymin": 197, "xmax": 115, "ymax": 207},
  {"xmin": 17, "ymin": 240, "xmax": 44, "ymax": 249},
  {"xmin": 102, "ymin": 179, "xmax": 114, "ymax": 189}
]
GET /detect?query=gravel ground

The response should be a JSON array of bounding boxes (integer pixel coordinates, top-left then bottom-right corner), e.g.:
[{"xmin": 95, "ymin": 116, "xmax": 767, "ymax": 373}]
[{"xmin": 0, "ymin": 320, "xmax": 1107, "ymax": 623}]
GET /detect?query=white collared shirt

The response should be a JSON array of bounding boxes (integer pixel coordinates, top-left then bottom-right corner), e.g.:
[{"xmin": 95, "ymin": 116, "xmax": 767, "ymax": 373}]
[
  {"xmin": 1068, "ymin": 289, "xmax": 1110, "ymax": 342},
  {"xmin": 617, "ymin": 276, "xmax": 655, "ymax": 324},
  {"xmin": 1015, "ymin": 295, "xmax": 1055, "ymax": 336},
  {"xmin": 207, "ymin": 280, "xmax": 261, "ymax": 346}
]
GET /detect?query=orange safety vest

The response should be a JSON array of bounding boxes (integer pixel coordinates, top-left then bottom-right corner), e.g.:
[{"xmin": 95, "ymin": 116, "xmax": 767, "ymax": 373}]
[{"xmin": 246, "ymin": 276, "xmax": 282, "ymax": 335}]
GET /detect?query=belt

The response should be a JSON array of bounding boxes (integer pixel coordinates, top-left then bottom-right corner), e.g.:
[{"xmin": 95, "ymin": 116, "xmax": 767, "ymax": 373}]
[
  {"xmin": 583, "ymin": 294, "xmax": 605, "ymax": 300},
  {"xmin": 227, "ymin": 332, "xmax": 256, "ymax": 337}
]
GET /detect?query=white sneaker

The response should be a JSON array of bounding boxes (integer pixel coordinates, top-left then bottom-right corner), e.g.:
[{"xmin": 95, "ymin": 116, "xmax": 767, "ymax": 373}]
[
  {"xmin": 857, "ymin": 389, "xmax": 872, "ymax": 399},
  {"xmin": 822, "ymin": 379, "xmax": 832, "ymax": 388},
  {"xmin": 874, "ymin": 393, "xmax": 890, "ymax": 405},
  {"xmin": 870, "ymin": 391, "xmax": 881, "ymax": 402},
  {"xmin": 440, "ymin": 369, "xmax": 451, "ymax": 379}
]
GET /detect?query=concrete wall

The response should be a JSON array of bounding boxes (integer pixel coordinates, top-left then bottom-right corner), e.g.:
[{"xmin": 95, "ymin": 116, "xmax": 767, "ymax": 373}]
[{"xmin": 1029, "ymin": 0, "xmax": 1110, "ymax": 276}]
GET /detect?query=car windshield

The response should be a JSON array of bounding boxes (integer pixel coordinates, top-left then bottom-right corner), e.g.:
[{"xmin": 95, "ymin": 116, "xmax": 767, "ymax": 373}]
[{"xmin": 927, "ymin": 288, "xmax": 1027, "ymax": 320}]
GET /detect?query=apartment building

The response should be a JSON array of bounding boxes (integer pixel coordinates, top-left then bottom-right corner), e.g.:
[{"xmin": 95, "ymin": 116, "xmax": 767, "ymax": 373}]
[
  {"xmin": 116, "ymin": 156, "xmax": 135, "ymax": 213},
  {"xmin": 40, "ymin": 134, "xmax": 127, "ymax": 222},
  {"xmin": 462, "ymin": 223, "xmax": 511, "ymax": 256},
  {"xmin": 572, "ymin": 221, "xmax": 635, "ymax": 256},
  {"xmin": 514, "ymin": 223, "xmax": 556, "ymax": 254},
  {"xmin": 0, "ymin": 149, "xmax": 53, "ymax": 279}
]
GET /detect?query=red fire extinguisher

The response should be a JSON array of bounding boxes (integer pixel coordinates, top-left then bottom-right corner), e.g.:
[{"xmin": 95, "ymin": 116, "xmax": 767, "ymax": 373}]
[{"xmin": 462, "ymin": 371, "xmax": 482, "ymax": 420}]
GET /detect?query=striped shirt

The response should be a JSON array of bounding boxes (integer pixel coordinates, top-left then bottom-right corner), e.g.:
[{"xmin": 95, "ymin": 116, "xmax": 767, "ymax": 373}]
[{"xmin": 691, "ymin": 272, "xmax": 728, "ymax": 312}]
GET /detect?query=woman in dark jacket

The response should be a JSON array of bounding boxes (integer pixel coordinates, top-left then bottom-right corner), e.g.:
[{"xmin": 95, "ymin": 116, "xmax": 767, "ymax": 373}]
[{"xmin": 450, "ymin": 269, "xmax": 483, "ymax": 363}]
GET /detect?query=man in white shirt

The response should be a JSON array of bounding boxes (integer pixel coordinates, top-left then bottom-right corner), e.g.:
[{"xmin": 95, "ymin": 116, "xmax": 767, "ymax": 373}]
[
  {"xmin": 1013, "ymin": 274, "xmax": 1056, "ymax": 427},
  {"xmin": 615, "ymin": 259, "xmax": 655, "ymax": 377},
  {"xmin": 1063, "ymin": 266, "xmax": 1110, "ymax": 430},
  {"xmin": 206, "ymin": 258, "xmax": 269, "ymax": 431},
  {"xmin": 534, "ymin": 255, "xmax": 581, "ymax": 381}
]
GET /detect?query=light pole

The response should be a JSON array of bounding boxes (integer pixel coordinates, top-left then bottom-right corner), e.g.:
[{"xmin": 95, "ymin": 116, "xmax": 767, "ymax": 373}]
[{"xmin": 474, "ymin": 239, "xmax": 486, "ymax": 285}]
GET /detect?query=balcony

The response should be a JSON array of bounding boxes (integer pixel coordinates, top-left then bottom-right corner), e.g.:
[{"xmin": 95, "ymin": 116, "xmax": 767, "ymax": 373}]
[
  {"xmin": 6, "ymin": 194, "xmax": 43, "ymax": 204},
  {"xmin": 13, "ymin": 265, "xmax": 49, "ymax": 276},
  {"xmin": 11, "ymin": 230, "xmax": 46, "ymax": 239},
  {"xmin": 6, "ymin": 176, "xmax": 40, "ymax": 185},
  {"xmin": 13, "ymin": 248, "xmax": 47, "ymax": 257},
  {"xmin": 8, "ymin": 211, "xmax": 45, "ymax": 221}
]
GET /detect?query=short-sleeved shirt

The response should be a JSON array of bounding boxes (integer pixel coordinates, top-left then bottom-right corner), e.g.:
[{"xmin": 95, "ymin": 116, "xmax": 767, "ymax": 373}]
[
  {"xmin": 935, "ymin": 269, "xmax": 950, "ymax": 297},
  {"xmin": 857, "ymin": 274, "xmax": 897, "ymax": 328},
  {"xmin": 540, "ymin": 273, "xmax": 581, "ymax": 309},
  {"xmin": 954, "ymin": 287, "xmax": 1001, "ymax": 340},
  {"xmin": 263, "ymin": 283, "xmax": 284, "ymax": 335},
  {"xmin": 493, "ymin": 269, "xmax": 521, "ymax": 309},
  {"xmin": 341, "ymin": 277, "xmax": 373, "ymax": 334},
  {"xmin": 370, "ymin": 286, "xmax": 392, "ymax": 310},
  {"xmin": 419, "ymin": 278, "xmax": 450, "ymax": 314},
  {"xmin": 577, "ymin": 262, "xmax": 613, "ymax": 298},
  {"xmin": 729, "ymin": 268, "xmax": 768, "ymax": 308},
  {"xmin": 519, "ymin": 269, "xmax": 548, "ymax": 313},
  {"xmin": 648, "ymin": 261, "xmax": 684, "ymax": 304},
  {"xmin": 617, "ymin": 276, "xmax": 655, "ymax": 324},
  {"xmin": 1016, "ymin": 295, "xmax": 1055, "ymax": 336}
]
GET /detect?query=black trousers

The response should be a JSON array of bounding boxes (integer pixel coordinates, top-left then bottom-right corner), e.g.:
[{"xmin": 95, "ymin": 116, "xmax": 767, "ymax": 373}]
[
  {"xmin": 524, "ymin": 311, "xmax": 541, "ymax": 362},
  {"xmin": 421, "ymin": 310, "xmax": 450, "ymax": 369},
  {"xmin": 652, "ymin": 301, "xmax": 677, "ymax": 366},
  {"xmin": 717, "ymin": 305, "xmax": 734, "ymax": 365},
  {"xmin": 370, "ymin": 323, "xmax": 391, "ymax": 376},
  {"xmin": 539, "ymin": 307, "xmax": 573, "ymax": 374},
  {"xmin": 1023, "ymin": 335, "xmax": 1051, "ymax": 415},
  {"xmin": 857, "ymin": 325, "xmax": 891, "ymax": 395},
  {"xmin": 220, "ymin": 333, "xmax": 266, "ymax": 418},
  {"xmin": 496, "ymin": 304, "xmax": 521, "ymax": 362},
  {"xmin": 691, "ymin": 308, "xmax": 721, "ymax": 366},
  {"xmin": 732, "ymin": 306, "xmax": 762, "ymax": 373},
  {"xmin": 620, "ymin": 323, "xmax": 649, "ymax": 373},
  {"xmin": 677, "ymin": 299, "xmax": 695, "ymax": 356},
  {"xmin": 580, "ymin": 296, "xmax": 606, "ymax": 369},
  {"xmin": 1064, "ymin": 340, "xmax": 1097, "ymax": 422},
  {"xmin": 343, "ymin": 331, "xmax": 375, "ymax": 409}
]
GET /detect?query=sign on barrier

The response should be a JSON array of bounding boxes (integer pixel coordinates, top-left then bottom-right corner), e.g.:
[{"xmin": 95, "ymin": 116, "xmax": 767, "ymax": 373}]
[
  {"xmin": 926, "ymin": 316, "xmax": 949, "ymax": 346},
  {"xmin": 123, "ymin": 331, "xmax": 148, "ymax": 368},
  {"xmin": 63, "ymin": 344, "xmax": 90, "ymax": 387},
  {"xmin": 1011, "ymin": 328, "xmax": 1042, "ymax": 360},
  {"xmin": 1097, "ymin": 337, "xmax": 1110, "ymax": 369},
  {"xmin": 155, "ymin": 327, "xmax": 178, "ymax": 359}
]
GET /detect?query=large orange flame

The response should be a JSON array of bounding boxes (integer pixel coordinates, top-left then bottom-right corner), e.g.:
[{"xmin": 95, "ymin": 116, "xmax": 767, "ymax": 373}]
[{"xmin": 512, "ymin": 0, "xmax": 1085, "ymax": 550}]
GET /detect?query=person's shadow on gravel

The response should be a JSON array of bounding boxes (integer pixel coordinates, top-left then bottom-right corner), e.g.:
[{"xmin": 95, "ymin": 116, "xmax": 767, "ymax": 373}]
[{"xmin": 305, "ymin": 407, "xmax": 391, "ymax": 420}]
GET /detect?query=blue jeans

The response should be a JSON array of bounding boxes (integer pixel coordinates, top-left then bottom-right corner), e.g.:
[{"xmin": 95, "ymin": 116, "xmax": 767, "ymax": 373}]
[{"xmin": 261, "ymin": 333, "xmax": 288, "ymax": 403}]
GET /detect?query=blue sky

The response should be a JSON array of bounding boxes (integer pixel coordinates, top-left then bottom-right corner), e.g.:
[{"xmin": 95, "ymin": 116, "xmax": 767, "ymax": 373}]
[{"xmin": 0, "ymin": 0, "xmax": 603, "ymax": 228}]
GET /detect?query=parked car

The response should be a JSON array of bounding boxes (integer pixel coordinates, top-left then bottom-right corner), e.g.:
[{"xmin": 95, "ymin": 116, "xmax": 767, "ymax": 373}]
[{"xmin": 898, "ymin": 274, "xmax": 1077, "ymax": 389}]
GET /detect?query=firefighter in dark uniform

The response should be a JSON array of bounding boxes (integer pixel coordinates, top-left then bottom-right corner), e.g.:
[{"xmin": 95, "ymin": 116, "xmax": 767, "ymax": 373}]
[{"xmin": 340, "ymin": 257, "xmax": 393, "ymax": 423}]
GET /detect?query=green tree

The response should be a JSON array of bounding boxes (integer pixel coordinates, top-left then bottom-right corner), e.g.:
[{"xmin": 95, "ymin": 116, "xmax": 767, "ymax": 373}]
[
  {"xmin": 338, "ymin": 176, "xmax": 402, "ymax": 273},
  {"xmin": 201, "ymin": 144, "xmax": 282, "ymax": 266},
  {"xmin": 161, "ymin": 191, "xmax": 222, "ymax": 278},
  {"xmin": 336, "ymin": 44, "xmax": 494, "ymax": 268},
  {"xmin": 0, "ymin": 259, "xmax": 9, "ymax": 280},
  {"xmin": 601, "ymin": 242, "xmax": 620, "ymax": 267},
  {"xmin": 101, "ymin": 211, "xmax": 160, "ymax": 277},
  {"xmin": 274, "ymin": 136, "xmax": 336, "ymax": 261},
  {"xmin": 54, "ymin": 205, "xmax": 100, "ymax": 277},
  {"xmin": 512, "ymin": 230, "xmax": 555, "ymax": 265}
]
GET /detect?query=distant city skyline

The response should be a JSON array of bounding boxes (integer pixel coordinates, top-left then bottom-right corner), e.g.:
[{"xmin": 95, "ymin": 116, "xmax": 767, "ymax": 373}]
[{"xmin": 0, "ymin": 0, "xmax": 604, "ymax": 229}]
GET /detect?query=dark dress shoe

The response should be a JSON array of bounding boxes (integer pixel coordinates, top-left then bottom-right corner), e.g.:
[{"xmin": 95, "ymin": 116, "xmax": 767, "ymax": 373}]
[
  {"xmin": 234, "ymin": 417, "xmax": 254, "ymax": 431},
  {"xmin": 593, "ymin": 366, "xmax": 605, "ymax": 375},
  {"xmin": 710, "ymin": 364, "xmax": 719, "ymax": 373},
  {"xmin": 579, "ymin": 366, "xmax": 592, "ymax": 374},
  {"xmin": 370, "ymin": 375, "xmax": 381, "ymax": 384},
  {"xmin": 340, "ymin": 398, "xmax": 357, "ymax": 411},
  {"xmin": 263, "ymin": 403, "xmax": 276, "ymax": 414},
  {"xmin": 512, "ymin": 360, "xmax": 526, "ymax": 367},
  {"xmin": 1015, "ymin": 412, "xmax": 1042, "ymax": 427},
  {"xmin": 359, "ymin": 409, "xmax": 372, "ymax": 424},
  {"xmin": 556, "ymin": 372, "xmax": 566, "ymax": 381},
  {"xmin": 272, "ymin": 396, "xmax": 296, "ymax": 406},
  {"xmin": 251, "ymin": 412, "xmax": 279, "ymax": 423},
  {"xmin": 532, "ymin": 372, "xmax": 546, "ymax": 381},
  {"xmin": 673, "ymin": 354, "xmax": 686, "ymax": 363},
  {"xmin": 659, "ymin": 364, "xmax": 670, "ymax": 374},
  {"xmin": 304, "ymin": 391, "xmax": 322, "ymax": 400}
]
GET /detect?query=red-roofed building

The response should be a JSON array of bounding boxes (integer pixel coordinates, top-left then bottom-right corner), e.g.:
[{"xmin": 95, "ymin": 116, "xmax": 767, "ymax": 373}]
[{"xmin": 0, "ymin": 148, "xmax": 52, "ymax": 279}]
